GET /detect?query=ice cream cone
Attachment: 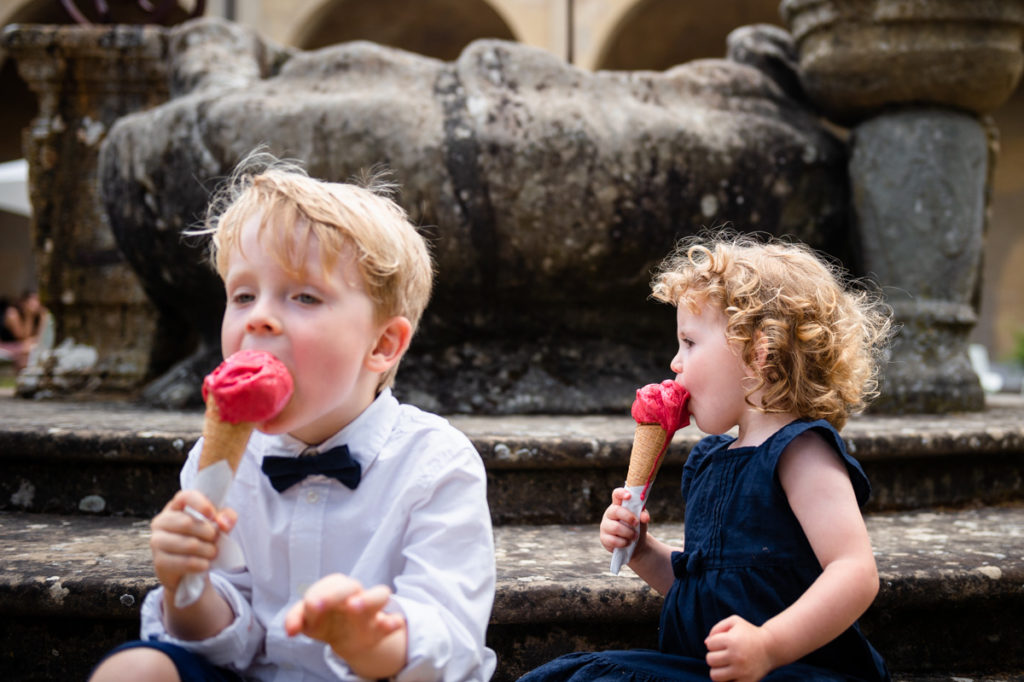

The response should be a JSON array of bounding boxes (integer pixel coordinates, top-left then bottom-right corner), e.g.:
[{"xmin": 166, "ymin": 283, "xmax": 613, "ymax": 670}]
[
  {"xmin": 199, "ymin": 394, "xmax": 255, "ymax": 473},
  {"xmin": 625, "ymin": 423, "xmax": 669, "ymax": 487}
]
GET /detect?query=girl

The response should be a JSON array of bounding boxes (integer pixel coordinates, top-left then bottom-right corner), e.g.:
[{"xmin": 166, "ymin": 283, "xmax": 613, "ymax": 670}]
[{"xmin": 521, "ymin": 233, "xmax": 892, "ymax": 681}]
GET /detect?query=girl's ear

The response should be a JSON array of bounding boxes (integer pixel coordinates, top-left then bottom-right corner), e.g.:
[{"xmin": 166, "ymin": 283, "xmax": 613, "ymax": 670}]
[
  {"xmin": 365, "ymin": 316, "xmax": 413, "ymax": 373},
  {"xmin": 752, "ymin": 330, "xmax": 770, "ymax": 370}
]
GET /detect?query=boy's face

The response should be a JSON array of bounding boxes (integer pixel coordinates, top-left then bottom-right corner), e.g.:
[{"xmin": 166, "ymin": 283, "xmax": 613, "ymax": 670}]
[
  {"xmin": 669, "ymin": 297, "xmax": 753, "ymax": 436},
  {"xmin": 220, "ymin": 212, "xmax": 383, "ymax": 444}
]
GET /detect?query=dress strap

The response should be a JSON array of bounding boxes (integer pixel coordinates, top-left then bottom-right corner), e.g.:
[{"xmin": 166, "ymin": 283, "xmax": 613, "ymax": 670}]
[{"xmin": 766, "ymin": 419, "xmax": 871, "ymax": 508}]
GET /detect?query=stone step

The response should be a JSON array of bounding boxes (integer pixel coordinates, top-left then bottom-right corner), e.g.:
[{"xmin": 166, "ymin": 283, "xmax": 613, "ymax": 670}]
[
  {"xmin": 2, "ymin": 392, "xmax": 1024, "ymax": 523},
  {"xmin": 2, "ymin": 506, "xmax": 1023, "ymax": 681}
]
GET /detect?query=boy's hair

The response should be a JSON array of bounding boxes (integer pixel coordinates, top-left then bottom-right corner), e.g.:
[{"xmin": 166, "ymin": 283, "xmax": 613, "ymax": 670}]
[
  {"xmin": 200, "ymin": 152, "xmax": 434, "ymax": 390},
  {"xmin": 652, "ymin": 232, "xmax": 892, "ymax": 430}
]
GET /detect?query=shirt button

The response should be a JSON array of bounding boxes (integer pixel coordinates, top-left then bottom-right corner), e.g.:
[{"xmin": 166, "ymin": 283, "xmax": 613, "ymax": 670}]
[{"xmin": 306, "ymin": 490, "xmax": 319, "ymax": 504}]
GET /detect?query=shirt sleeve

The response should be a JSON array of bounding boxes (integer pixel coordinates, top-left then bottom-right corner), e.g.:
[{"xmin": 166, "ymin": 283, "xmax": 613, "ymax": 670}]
[
  {"xmin": 325, "ymin": 438, "xmax": 496, "ymax": 682},
  {"xmin": 139, "ymin": 572, "xmax": 265, "ymax": 669},
  {"xmin": 138, "ymin": 438, "xmax": 267, "ymax": 671}
]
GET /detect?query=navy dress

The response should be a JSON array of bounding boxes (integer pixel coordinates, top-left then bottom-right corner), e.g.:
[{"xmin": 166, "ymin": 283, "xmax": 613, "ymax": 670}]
[{"xmin": 519, "ymin": 420, "xmax": 890, "ymax": 682}]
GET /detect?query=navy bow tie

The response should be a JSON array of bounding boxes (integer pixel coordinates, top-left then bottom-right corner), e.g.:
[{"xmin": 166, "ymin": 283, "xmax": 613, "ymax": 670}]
[{"xmin": 261, "ymin": 445, "xmax": 362, "ymax": 493}]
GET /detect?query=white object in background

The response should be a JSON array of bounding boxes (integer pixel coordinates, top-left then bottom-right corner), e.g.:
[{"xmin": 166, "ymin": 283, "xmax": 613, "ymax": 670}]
[
  {"xmin": 0, "ymin": 159, "xmax": 30, "ymax": 217},
  {"xmin": 968, "ymin": 343, "xmax": 1004, "ymax": 393}
]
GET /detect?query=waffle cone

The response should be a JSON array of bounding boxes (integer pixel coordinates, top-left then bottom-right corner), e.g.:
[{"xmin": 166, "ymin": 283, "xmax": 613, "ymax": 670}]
[
  {"xmin": 199, "ymin": 394, "xmax": 254, "ymax": 473},
  {"xmin": 625, "ymin": 423, "xmax": 669, "ymax": 486}
]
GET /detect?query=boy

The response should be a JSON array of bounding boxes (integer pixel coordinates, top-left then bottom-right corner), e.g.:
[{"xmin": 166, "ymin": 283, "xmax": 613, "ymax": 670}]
[{"xmin": 90, "ymin": 156, "xmax": 496, "ymax": 681}]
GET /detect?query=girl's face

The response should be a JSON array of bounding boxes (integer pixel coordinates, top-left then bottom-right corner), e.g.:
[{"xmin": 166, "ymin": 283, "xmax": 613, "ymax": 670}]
[{"xmin": 669, "ymin": 297, "xmax": 754, "ymax": 436}]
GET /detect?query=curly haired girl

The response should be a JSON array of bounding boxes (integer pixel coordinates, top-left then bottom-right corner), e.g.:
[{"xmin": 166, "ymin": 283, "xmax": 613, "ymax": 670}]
[{"xmin": 522, "ymin": 232, "xmax": 893, "ymax": 682}]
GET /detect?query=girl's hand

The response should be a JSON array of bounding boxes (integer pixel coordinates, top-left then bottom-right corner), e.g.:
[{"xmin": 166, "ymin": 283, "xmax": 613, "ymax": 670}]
[
  {"xmin": 704, "ymin": 615, "xmax": 775, "ymax": 682},
  {"xmin": 149, "ymin": 490, "xmax": 237, "ymax": 593},
  {"xmin": 284, "ymin": 574, "xmax": 405, "ymax": 661},
  {"xmin": 599, "ymin": 487, "xmax": 650, "ymax": 555}
]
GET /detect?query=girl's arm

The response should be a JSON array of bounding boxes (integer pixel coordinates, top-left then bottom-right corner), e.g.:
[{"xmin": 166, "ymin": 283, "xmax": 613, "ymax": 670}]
[
  {"xmin": 600, "ymin": 488, "xmax": 678, "ymax": 594},
  {"xmin": 704, "ymin": 431, "xmax": 879, "ymax": 681}
]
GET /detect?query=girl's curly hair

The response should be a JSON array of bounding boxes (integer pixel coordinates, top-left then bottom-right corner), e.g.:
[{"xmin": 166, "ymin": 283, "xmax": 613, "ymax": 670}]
[{"xmin": 652, "ymin": 232, "xmax": 892, "ymax": 430}]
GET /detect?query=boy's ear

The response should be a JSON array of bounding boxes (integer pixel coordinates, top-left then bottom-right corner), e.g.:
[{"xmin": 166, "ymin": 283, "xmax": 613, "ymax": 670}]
[{"xmin": 365, "ymin": 315, "xmax": 413, "ymax": 373}]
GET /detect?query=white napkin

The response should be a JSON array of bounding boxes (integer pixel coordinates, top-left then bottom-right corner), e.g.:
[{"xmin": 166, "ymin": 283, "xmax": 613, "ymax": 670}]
[
  {"xmin": 609, "ymin": 484, "xmax": 647, "ymax": 575},
  {"xmin": 173, "ymin": 460, "xmax": 246, "ymax": 607}
]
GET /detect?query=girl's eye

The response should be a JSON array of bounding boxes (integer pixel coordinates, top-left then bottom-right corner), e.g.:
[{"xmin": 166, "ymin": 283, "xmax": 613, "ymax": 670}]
[
  {"xmin": 295, "ymin": 292, "xmax": 321, "ymax": 305},
  {"xmin": 231, "ymin": 292, "xmax": 254, "ymax": 305}
]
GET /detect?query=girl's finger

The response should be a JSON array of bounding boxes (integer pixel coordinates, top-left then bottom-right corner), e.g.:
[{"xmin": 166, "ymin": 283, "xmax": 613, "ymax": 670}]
[{"xmin": 610, "ymin": 488, "xmax": 632, "ymax": 504}]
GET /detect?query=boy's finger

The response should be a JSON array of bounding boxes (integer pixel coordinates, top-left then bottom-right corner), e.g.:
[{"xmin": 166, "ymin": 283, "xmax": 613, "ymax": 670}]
[
  {"xmin": 217, "ymin": 507, "xmax": 238, "ymax": 532},
  {"xmin": 151, "ymin": 530, "xmax": 217, "ymax": 559},
  {"xmin": 305, "ymin": 574, "xmax": 361, "ymax": 609},
  {"xmin": 154, "ymin": 510, "xmax": 218, "ymax": 542},
  {"xmin": 376, "ymin": 611, "xmax": 405, "ymax": 634},
  {"xmin": 354, "ymin": 585, "xmax": 392, "ymax": 613},
  {"xmin": 284, "ymin": 600, "xmax": 305, "ymax": 637},
  {"xmin": 168, "ymin": 490, "xmax": 217, "ymax": 518}
]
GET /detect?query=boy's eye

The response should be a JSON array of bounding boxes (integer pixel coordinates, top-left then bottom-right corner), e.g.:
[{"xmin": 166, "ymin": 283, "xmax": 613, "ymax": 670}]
[
  {"xmin": 231, "ymin": 292, "xmax": 254, "ymax": 304},
  {"xmin": 295, "ymin": 292, "xmax": 321, "ymax": 305}
]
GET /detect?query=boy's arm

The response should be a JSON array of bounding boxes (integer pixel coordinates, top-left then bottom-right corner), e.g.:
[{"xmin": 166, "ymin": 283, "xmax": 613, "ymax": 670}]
[
  {"xmin": 150, "ymin": 489, "xmax": 237, "ymax": 639},
  {"xmin": 704, "ymin": 431, "xmax": 879, "ymax": 681},
  {"xmin": 139, "ymin": 441, "xmax": 266, "ymax": 670}
]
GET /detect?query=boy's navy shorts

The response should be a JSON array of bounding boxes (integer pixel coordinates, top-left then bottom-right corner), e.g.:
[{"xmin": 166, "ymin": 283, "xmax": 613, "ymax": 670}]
[{"xmin": 95, "ymin": 639, "xmax": 244, "ymax": 682}]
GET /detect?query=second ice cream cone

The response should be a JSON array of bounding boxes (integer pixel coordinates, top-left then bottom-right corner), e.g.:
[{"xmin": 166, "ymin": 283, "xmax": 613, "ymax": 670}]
[
  {"xmin": 199, "ymin": 394, "xmax": 254, "ymax": 473},
  {"xmin": 626, "ymin": 423, "xmax": 669, "ymax": 486}
]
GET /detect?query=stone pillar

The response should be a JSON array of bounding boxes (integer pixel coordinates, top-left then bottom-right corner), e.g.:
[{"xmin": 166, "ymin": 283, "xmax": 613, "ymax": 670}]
[
  {"xmin": 849, "ymin": 110, "xmax": 987, "ymax": 412},
  {"xmin": 782, "ymin": 0, "xmax": 1024, "ymax": 412},
  {"xmin": 1, "ymin": 24, "xmax": 169, "ymax": 396}
]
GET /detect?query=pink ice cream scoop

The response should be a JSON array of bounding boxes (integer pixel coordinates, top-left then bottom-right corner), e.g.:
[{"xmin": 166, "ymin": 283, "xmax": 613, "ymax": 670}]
[
  {"xmin": 199, "ymin": 350, "xmax": 293, "ymax": 472},
  {"xmin": 202, "ymin": 349, "xmax": 293, "ymax": 424},
  {"xmin": 631, "ymin": 380, "xmax": 690, "ymax": 435}
]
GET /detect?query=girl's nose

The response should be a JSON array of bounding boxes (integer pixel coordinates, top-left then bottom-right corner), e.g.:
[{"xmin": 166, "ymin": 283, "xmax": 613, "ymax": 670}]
[{"xmin": 245, "ymin": 300, "xmax": 282, "ymax": 335}]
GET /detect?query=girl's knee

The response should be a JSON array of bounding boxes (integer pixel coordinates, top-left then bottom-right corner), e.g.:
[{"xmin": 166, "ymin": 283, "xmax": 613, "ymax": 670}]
[{"xmin": 90, "ymin": 646, "xmax": 180, "ymax": 682}]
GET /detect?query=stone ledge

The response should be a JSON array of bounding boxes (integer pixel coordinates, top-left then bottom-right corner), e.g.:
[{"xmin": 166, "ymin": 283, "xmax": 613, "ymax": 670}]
[
  {"xmin": 3, "ymin": 506, "xmax": 1023, "ymax": 679},
  {"xmin": 3, "ymin": 506, "xmax": 1022, "ymax": 621},
  {"xmin": 4, "ymin": 393, "xmax": 1024, "ymax": 521},
  {"xmin": 2, "ymin": 392, "xmax": 1023, "ymax": 467}
]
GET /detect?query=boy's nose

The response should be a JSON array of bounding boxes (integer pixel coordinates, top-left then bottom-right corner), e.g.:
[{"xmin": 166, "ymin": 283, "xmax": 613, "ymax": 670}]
[{"xmin": 245, "ymin": 302, "xmax": 282, "ymax": 335}]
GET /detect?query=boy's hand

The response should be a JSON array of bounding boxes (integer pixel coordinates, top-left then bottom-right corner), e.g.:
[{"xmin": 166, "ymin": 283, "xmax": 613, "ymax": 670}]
[
  {"xmin": 284, "ymin": 573, "xmax": 405, "ymax": 662},
  {"xmin": 705, "ymin": 615, "xmax": 776, "ymax": 682},
  {"xmin": 599, "ymin": 487, "xmax": 650, "ymax": 555},
  {"xmin": 150, "ymin": 490, "xmax": 237, "ymax": 593}
]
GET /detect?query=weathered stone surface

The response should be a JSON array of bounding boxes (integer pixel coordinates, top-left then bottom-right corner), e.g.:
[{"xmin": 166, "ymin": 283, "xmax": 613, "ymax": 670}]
[
  {"xmin": 0, "ymin": 24, "xmax": 171, "ymax": 396},
  {"xmin": 98, "ymin": 17, "xmax": 849, "ymax": 414},
  {"xmin": 781, "ymin": 0, "xmax": 1024, "ymax": 124},
  {"xmin": 2, "ymin": 392, "xmax": 1023, "ymax": 520},
  {"xmin": 2, "ymin": 507, "xmax": 1023, "ymax": 680},
  {"xmin": 850, "ymin": 109, "xmax": 988, "ymax": 413}
]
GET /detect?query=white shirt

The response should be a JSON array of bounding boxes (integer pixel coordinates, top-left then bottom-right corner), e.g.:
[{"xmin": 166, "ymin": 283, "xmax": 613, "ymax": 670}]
[{"xmin": 141, "ymin": 389, "xmax": 497, "ymax": 681}]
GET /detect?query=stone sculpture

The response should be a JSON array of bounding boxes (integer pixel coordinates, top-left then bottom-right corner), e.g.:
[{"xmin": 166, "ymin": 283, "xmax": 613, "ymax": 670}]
[{"xmin": 98, "ymin": 18, "xmax": 849, "ymax": 414}]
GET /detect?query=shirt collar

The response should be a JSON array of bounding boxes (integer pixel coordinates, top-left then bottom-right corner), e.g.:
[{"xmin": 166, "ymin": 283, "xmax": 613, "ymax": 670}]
[{"xmin": 250, "ymin": 388, "xmax": 399, "ymax": 477}]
